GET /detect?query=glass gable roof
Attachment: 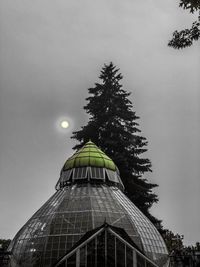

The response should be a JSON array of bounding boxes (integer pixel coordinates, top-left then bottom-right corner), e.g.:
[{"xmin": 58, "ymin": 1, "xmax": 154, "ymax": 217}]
[{"xmin": 55, "ymin": 223, "xmax": 158, "ymax": 267}]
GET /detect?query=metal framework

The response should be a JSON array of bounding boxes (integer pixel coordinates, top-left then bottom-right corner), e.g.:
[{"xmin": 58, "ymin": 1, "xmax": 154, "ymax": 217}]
[{"xmin": 55, "ymin": 223, "xmax": 158, "ymax": 267}]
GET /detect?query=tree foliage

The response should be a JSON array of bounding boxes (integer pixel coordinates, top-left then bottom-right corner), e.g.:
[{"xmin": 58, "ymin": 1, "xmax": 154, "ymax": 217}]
[
  {"xmin": 180, "ymin": 0, "xmax": 200, "ymax": 12},
  {"xmin": 72, "ymin": 63, "xmax": 159, "ymax": 223},
  {"xmin": 168, "ymin": 0, "xmax": 200, "ymax": 49},
  {"xmin": 161, "ymin": 230, "xmax": 184, "ymax": 252},
  {"xmin": 0, "ymin": 239, "xmax": 11, "ymax": 250}
]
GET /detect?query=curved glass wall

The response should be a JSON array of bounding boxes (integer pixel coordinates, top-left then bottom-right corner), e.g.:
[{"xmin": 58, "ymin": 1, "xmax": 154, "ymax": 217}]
[
  {"xmin": 9, "ymin": 184, "xmax": 168, "ymax": 267},
  {"xmin": 112, "ymin": 189, "xmax": 168, "ymax": 263}
]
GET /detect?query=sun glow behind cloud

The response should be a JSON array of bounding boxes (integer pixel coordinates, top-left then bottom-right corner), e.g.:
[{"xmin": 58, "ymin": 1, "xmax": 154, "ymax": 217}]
[
  {"xmin": 61, "ymin": 120, "xmax": 69, "ymax": 129},
  {"xmin": 56, "ymin": 117, "xmax": 73, "ymax": 133}
]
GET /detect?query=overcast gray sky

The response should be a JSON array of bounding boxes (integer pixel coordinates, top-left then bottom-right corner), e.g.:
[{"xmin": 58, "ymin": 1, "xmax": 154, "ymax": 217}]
[{"xmin": 0, "ymin": 0, "xmax": 199, "ymax": 246}]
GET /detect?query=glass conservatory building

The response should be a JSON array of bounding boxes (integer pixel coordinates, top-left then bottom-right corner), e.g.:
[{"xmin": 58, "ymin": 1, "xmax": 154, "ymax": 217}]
[{"xmin": 8, "ymin": 141, "xmax": 169, "ymax": 267}]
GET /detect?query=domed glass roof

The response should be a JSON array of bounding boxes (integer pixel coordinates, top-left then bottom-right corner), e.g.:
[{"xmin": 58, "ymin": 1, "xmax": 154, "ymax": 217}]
[
  {"xmin": 8, "ymin": 141, "xmax": 168, "ymax": 267},
  {"xmin": 63, "ymin": 141, "xmax": 116, "ymax": 171},
  {"xmin": 9, "ymin": 184, "xmax": 168, "ymax": 267},
  {"xmin": 56, "ymin": 141, "xmax": 124, "ymax": 191}
]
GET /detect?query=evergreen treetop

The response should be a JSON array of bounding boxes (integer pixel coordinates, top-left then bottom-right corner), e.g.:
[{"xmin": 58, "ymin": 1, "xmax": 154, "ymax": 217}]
[{"xmin": 72, "ymin": 62, "xmax": 159, "ymax": 223}]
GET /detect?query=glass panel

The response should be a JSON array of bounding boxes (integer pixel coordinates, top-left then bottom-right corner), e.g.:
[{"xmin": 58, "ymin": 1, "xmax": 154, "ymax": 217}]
[
  {"xmin": 97, "ymin": 231, "xmax": 105, "ymax": 267},
  {"xmin": 80, "ymin": 246, "xmax": 86, "ymax": 267},
  {"xmin": 107, "ymin": 232, "xmax": 115, "ymax": 267},
  {"xmin": 116, "ymin": 238, "xmax": 125, "ymax": 267},
  {"xmin": 73, "ymin": 168, "xmax": 87, "ymax": 180},
  {"xmin": 106, "ymin": 169, "xmax": 118, "ymax": 183},
  {"xmin": 61, "ymin": 169, "xmax": 72, "ymax": 182},
  {"xmin": 126, "ymin": 245, "xmax": 133, "ymax": 267},
  {"xmin": 146, "ymin": 262, "xmax": 155, "ymax": 267},
  {"xmin": 57, "ymin": 261, "xmax": 66, "ymax": 267},
  {"xmin": 67, "ymin": 252, "xmax": 76, "ymax": 267},
  {"xmin": 86, "ymin": 239, "xmax": 96, "ymax": 267},
  {"xmin": 137, "ymin": 253, "xmax": 146, "ymax": 267},
  {"xmin": 90, "ymin": 167, "xmax": 104, "ymax": 179}
]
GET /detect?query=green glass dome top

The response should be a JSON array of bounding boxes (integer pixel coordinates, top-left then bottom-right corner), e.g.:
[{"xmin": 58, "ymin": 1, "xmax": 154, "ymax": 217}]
[{"xmin": 63, "ymin": 141, "xmax": 116, "ymax": 171}]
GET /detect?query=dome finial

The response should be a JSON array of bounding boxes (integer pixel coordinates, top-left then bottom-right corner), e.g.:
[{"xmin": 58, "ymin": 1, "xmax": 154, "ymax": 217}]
[
  {"xmin": 63, "ymin": 141, "xmax": 116, "ymax": 171},
  {"xmin": 56, "ymin": 141, "xmax": 125, "ymax": 191}
]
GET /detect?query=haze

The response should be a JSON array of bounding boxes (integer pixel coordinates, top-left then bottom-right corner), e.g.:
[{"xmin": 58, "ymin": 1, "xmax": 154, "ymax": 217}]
[{"xmin": 0, "ymin": 0, "xmax": 199, "ymax": 245}]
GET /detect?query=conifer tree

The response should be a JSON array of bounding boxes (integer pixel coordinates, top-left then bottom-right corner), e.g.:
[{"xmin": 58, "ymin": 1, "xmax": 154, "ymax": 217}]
[{"xmin": 72, "ymin": 62, "xmax": 159, "ymax": 223}]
